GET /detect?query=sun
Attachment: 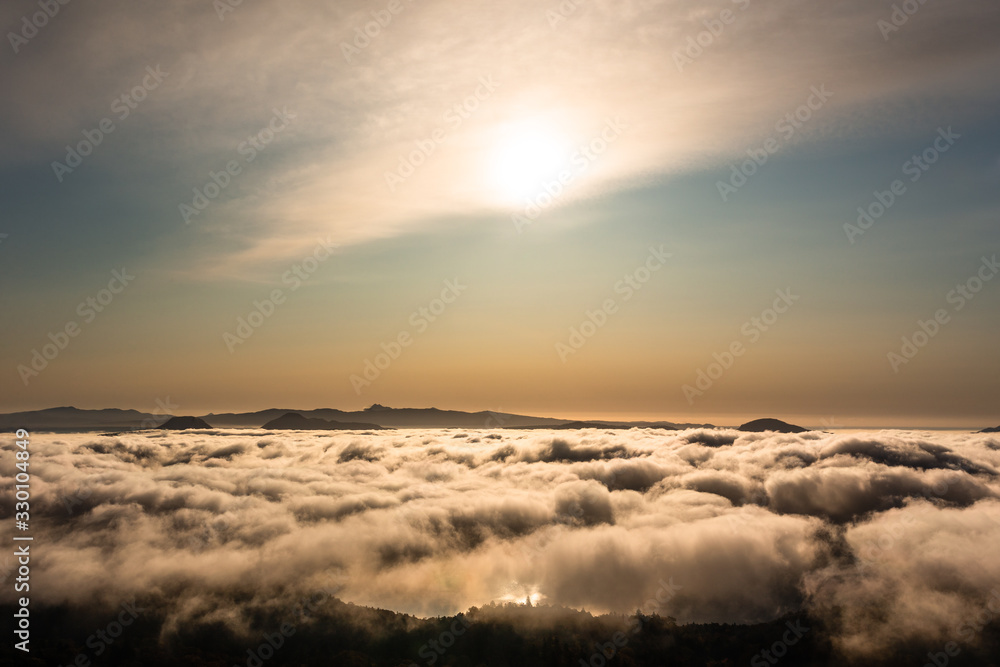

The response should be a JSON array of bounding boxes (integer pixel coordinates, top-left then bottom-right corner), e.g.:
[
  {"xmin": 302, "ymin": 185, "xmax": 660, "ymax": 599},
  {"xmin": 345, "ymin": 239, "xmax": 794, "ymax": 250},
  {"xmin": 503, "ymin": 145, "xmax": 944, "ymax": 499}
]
[{"xmin": 487, "ymin": 121, "xmax": 571, "ymax": 204}]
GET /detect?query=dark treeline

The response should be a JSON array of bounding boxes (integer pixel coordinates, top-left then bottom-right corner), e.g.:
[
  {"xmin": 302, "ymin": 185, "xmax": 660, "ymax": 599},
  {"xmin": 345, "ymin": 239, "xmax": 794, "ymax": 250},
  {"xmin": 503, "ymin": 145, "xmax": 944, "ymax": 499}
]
[{"xmin": 3, "ymin": 597, "xmax": 999, "ymax": 666}]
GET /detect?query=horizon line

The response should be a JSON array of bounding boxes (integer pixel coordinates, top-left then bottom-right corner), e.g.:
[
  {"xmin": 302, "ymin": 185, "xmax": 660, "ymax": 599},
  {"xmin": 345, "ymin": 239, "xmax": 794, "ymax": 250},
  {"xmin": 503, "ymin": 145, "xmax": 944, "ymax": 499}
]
[{"xmin": 3, "ymin": 403, "xmax": 996, "ymax": 432}]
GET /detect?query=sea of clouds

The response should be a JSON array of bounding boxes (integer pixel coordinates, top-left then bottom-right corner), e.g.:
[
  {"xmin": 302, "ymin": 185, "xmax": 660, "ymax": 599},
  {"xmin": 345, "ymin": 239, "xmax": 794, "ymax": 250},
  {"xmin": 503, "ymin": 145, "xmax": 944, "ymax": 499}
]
[{"xmin": 3, "ymin": 427, "xmax": 999, "ymax": 658}]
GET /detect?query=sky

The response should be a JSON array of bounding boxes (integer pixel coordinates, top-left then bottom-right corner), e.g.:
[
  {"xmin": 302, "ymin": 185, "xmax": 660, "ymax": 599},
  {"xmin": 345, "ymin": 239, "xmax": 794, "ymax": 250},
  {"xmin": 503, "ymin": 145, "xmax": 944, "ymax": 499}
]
[{"xmin": 1, "ymin": 0, "xmax": 999, "ymax": 426}]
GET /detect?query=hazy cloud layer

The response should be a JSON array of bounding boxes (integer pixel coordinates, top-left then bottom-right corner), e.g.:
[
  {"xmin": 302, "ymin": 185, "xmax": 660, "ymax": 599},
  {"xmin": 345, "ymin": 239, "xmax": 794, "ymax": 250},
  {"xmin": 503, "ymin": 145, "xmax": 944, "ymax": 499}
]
[{"xmin": 3, "ymin": 428, "xmax": 1000, "ymax": 657}]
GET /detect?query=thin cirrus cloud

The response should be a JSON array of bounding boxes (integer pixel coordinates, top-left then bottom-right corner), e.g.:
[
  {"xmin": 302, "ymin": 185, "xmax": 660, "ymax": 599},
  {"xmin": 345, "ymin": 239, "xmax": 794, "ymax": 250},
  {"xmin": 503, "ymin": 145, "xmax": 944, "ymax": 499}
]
[
  {"xmin": 2, "ymin": 0, "xmax": 999, "ymax": 278},
  {"xmin": 4, "ymin": 427, "xmax": 999, "ymax": 659}
]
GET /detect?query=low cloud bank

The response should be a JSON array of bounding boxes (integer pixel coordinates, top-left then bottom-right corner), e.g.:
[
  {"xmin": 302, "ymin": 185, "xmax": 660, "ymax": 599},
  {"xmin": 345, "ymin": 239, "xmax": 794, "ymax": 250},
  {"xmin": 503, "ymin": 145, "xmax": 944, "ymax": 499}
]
[{"xmin": 2, "ymin": 427, "xmax": 999, "ymax": 658}]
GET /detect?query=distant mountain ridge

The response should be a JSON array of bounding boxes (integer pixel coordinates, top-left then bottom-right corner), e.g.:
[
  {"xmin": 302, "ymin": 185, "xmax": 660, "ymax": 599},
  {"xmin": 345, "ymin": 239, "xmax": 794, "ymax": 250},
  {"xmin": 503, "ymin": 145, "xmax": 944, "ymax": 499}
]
[
  {"xmin": 0, "ymin": 405, "xmax": 715, "ymax": 431},
  {"xmin": 261, "ymin": 412, "xmax": 387, "ymax": 430},
  {"xmin": 0, "ymin": 407, "xmax": 169, "ymax": 432},
  {"xmin": 513, "ymin": 420, "xmax": 711, "ymax": 431},
  {"xmin": 206, "ymin": 406, "xmax": 713, "ymax": 430},
  {"xmin": 201, "ymin": 406, "xmax": 570, "ymax": 429}
]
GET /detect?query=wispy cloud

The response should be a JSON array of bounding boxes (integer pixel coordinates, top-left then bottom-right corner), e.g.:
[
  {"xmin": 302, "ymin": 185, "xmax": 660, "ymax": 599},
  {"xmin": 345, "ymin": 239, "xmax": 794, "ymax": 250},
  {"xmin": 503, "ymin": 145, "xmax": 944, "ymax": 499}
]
[{"xmin": 4, "ymin": 0, "xmax": 999, "ymax": 276}]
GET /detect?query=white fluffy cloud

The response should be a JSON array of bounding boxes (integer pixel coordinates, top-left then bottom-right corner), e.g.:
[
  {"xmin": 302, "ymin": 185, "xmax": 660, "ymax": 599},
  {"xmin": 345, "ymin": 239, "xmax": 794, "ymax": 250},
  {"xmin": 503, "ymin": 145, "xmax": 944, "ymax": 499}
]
[{"xmin": 2, "ymin": 427, "xmax": 999, "ymax": 658}]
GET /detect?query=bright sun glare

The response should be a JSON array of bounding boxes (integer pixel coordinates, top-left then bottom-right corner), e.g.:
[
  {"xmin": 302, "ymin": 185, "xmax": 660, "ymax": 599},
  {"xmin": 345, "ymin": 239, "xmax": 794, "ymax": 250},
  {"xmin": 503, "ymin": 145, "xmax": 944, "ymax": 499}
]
[{"xmin": 488, "ymin": 122, "xmax": 570, "ymax": 204}]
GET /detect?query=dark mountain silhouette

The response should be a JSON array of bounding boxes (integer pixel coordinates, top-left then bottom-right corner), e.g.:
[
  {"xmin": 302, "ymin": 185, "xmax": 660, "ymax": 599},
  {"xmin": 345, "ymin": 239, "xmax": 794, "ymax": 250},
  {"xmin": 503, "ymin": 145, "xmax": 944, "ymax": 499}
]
[
  {"xmin": 0, "ymin": 406, "xmax": 168, "ymax": 432},
  {"xmin": 739, "ymin": 418, "xmax": 809, "ymax": 433},
  {"xmin": 204, "ymin": 405, "xmax": 569, "ymax": 429},
  {"xmin": 197, "ymin": 408, "xmax": 295, "ymax": 427},
  {"xmin": 515, "ymin": 420, "xmax": 709, "ymax": 430},
  {"xmin": 979, "ymin": 425, "xmax": 1000, "ymax": 433},
  {"xmin": 158, "ymin": 415, "xmax": 212, "ymax": 430},
  {"xmin": 205, "ymin": 405, "xmax": 714, "ymax": 430},
  {"xmin": 2, "ymin": 404, "xmax": 710, "ymax": 432},
  {"xmin": 261, "ymin": 412, "xmax": 386, "ymax": 430}
]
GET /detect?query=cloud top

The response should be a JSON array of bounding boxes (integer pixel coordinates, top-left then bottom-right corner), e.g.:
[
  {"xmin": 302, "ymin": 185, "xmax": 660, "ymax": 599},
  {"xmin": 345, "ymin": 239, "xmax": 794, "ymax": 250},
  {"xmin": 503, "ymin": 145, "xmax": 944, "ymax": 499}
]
[{"xmin": 2, "ymin": 427, "xmax": 999, "ymax": 658}]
